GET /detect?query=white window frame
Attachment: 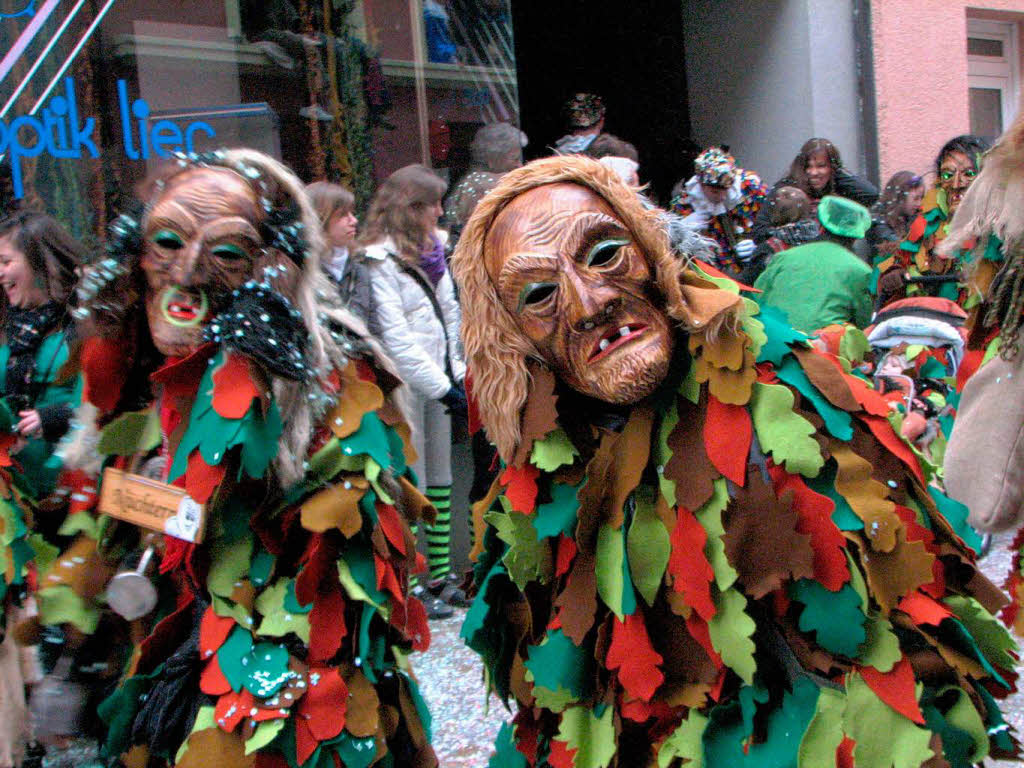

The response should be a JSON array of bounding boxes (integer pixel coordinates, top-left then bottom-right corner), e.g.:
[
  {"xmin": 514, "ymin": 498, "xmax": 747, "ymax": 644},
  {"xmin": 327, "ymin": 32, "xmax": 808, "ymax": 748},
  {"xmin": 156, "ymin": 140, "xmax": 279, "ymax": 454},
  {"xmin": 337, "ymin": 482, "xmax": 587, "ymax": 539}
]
[{"xmin": 967, "ymin": 18, "xmax": 1020, "ymax": 136}]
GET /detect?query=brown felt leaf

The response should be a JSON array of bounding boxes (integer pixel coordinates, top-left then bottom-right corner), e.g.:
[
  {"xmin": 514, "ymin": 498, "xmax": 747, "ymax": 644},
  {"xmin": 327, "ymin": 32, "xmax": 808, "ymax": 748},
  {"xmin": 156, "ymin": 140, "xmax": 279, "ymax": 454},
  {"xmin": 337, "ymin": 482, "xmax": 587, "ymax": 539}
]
[
  {"xmin": 230, "ymin": 580, "xmax": 256, "ymax": 612},
  {"xmin": 510, "ymin": 654, "xmax": 537, "ymax": 708},
  {"xmin": 469, "ymin": 474, "xmax": 504, "ymax": 562},
  {"xmin": 965, "ymin": 569, "xmax": 1009, "ymax": 616},
  {"xmin": 378, "ymin": 397, "xmax": 417, "ymax": 468},
  {"xmin": 607, "ymin": 405, "xmax": 653, "ymax": 530},
  {"xmin": 121, "ymin": 745, "xmax": 149, "ymax": 768},
  {"xmin": 399, "ymin": 475, "xmax": 435, "ymax": 526},
  {"xmin": 344, "ymin": 669, "xmax": 382, "ymax": 737},
  {"xmin": 513, "ymin": 365, "xmax": 560, "ymax": 467},
  {"xmin": 792, "ymin": 347, "xmax": 862, "ymax": 412},
  {"xmin": 576, "ymin": 429, "xmax": 620, "ymax": 553},
  {"xmin": 663, "ymin": 394, "xmax": 718, "ymax": 512},
  {"xmin": 723, "ymin": 472, "xmax": 815, "ymax": 598},
  {"xmin": 176, "ymin": 727, "xmax": 254, "ymax": 768},
  {"xmin": 43, "ymin": 536, "xmax": 115, "ymax": 599},
  {"xmin": 830, "ymin": 442, "xmax": 902, "ymax": 553},
  {"xmin": 689, "ymin": 328, "xmax": 748, "ymax": 371},
  {"xmin": 328, "ymin": 364, "xmax": 385, "ymax": 439},
  {"xmin": 555, "ymin": 547, "xmax": 598, "ymax": 646},
  {"xmin": 648, "ymin": 593, "xmax": 718, "ymax": 687},
  {"xmin": 693, "ymin": 347, "xmax": 757, "ymax": 405},
  {"xmin": 398, "ymin": 675, "xmax": 429, "ymax": 749},
  {"xmin": 663, "ymin": 682, "xmax": 713, "ymax": 709},
  {"xmin": 847, "ymin": 425, "xmax": 909, "ymax": 507},
  {"xmin": 300, "ymin": 476, "xmax": 369, "ymax": 536},
  {"xmin": 857, "ymin": 526, "xmax": 936, "ymax": 613}
]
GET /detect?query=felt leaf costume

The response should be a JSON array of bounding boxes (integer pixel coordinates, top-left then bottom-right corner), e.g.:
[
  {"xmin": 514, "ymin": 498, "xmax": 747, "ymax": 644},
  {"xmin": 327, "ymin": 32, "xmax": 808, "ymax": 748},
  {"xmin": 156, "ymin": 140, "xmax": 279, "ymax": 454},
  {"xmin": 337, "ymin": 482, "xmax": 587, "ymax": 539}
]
[
  {"xmin": 452, "ymin": 156, "xmax": 1018, "ymax": 768},
  {"xmin": 51, "ymin": 150, "xmax": 438, "ymax": 768}
]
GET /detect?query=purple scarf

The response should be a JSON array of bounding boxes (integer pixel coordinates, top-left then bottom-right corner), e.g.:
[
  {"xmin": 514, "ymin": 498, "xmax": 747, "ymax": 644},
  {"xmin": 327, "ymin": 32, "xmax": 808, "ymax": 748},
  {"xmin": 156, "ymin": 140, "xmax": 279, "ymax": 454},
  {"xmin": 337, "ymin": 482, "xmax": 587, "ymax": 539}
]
[{"xmin": 418, "ymin": 234, "xmax": 447, "ymax": 287}]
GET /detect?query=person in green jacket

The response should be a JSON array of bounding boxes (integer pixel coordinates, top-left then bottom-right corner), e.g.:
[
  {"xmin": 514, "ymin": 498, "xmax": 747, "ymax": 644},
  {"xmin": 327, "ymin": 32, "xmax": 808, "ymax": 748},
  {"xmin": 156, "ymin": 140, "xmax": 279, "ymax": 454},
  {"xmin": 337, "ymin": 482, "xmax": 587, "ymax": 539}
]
[
  {"xmin": 754, "ymin": 194, "xmax": 874, "ymax": 332},
  {"xmin": 0, "ymin": 211, "xmax": 83, "ymax": 498}
]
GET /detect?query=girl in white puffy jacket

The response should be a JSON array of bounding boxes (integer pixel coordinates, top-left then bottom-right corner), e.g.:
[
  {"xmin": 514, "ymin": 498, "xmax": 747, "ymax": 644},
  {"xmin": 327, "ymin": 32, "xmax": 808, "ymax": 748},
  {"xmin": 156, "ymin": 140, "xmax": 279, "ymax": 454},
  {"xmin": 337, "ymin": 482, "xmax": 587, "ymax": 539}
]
[{"xmin": 359, "ymin": 164, "xmax": 466, "ymax": 617}]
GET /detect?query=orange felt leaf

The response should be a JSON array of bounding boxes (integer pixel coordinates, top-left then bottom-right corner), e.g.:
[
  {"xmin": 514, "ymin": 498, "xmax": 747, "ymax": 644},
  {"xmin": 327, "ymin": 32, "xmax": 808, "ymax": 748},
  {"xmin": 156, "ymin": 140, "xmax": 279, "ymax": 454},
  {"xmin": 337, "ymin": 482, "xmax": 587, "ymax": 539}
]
[
  {"xmin": 859, "ymin": 657, "xmax": 926, "ymax": 724},
  {"xmin": 666, "ymin": 506, "xmax": 715, "ymax": 621},
  {"xmin": 606, "ymin": 612, "xmax": 665, "ymax": 702},
  {"xmin": 512, "ymin": 365, "xmax": 560, "ymax": 467},
  {"xmin": 501, "ymin": 464, "xmax": 540, "ymax": 514},
  {"xmin": 298, "ymin": 666, "xmax": 349, "ymax": 741},
  {"xmin": 199, "ymin": 606, "xmax": 235, "ymax": 658},
  {"xmin": 685, "ymin": 612, "xmax": 723, "ymax": 670},
  {"xmin": 837, "ymin": 737, "xmax": 855, "ymax": 768},
  {"xmin": 185, "ymin": 450, "xmax": 227, "ymax": 504},
  {"xmin": 375, "ymin": 554, "xmax": 404, "ymax": 605},
  {"xmin": 898, "ymin": 591, "xmax": 953, "ymax": 627},
  {"xmin": 215, "ymin": 688, "xmax": 255, "ymax": 732},
  {"xmin": 830, "ymin": 443, "xmax": 902, "ymax": 553},
  {"xmin": 211, "ymin": 353, "xmax": 262, "ymax": 419},
  {"xmin": 0, "ymin": 433, "xmax": 16, "ymax": 467},
  {"xmin": 703, "ymin": 395, "xmax": 751, "ymax": 486},
  {"xmin": 327, "ymin": 364, "xmax": 385, "ymax": 440},
  {"xmin": 547, "ymin": 740, "xmax": 576, "ymax": 768},
  {"xmin": 907, "ymin": 214, "xmax": 926, "ymax": 242},
  {"xmin": 858, "ymin": 526, "xmax": 936, "ymax": 613},
  {"xmin": 200, "ymin": 655, "xmax": 232, "ymax": 696},
  {"xmin": 842, "ymin": 374, "xmax": 891, "ymax": 417},
  {"xmin": 300, "ymin": 476, "xmax": 369, "ymax": 536},
  {"xmin": 309, "ymin": 584, "xmax": 347, "ymax": 662},
  {"xmin": 176, "ymin": 725, "xmax": 254, "ymax": 768}
]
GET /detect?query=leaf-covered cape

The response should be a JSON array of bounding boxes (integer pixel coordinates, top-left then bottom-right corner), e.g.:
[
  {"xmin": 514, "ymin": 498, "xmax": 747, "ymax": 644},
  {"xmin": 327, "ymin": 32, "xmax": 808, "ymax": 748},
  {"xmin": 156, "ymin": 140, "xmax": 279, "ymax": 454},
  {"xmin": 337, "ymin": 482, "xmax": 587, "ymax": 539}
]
[
  {"xmin": 463, "ymin": 271, "xmax": 1017, "ymax": 768},
  {"xmin": 40, "ymin": 336, "xmax": 438, "ymax": 768}
]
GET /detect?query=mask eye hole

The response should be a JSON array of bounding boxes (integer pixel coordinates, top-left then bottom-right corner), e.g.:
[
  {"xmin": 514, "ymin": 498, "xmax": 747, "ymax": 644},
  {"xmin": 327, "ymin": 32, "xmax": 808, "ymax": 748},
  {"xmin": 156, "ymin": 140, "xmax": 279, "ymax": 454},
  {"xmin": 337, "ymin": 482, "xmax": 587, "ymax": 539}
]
[
  {"xmin": 517, "ymin": 282, "xmax": 557, "ymax": 312},
  {"xmin": 211, "ymin": 243, "xmax": 247, "ymax": 261},
  {"xmin": 586, "ymin": 238, "xmax": 629, "ymax": 268},
  {"xmin": 153, "ymin": 229, "xmax": 184, "ymax": 250}
]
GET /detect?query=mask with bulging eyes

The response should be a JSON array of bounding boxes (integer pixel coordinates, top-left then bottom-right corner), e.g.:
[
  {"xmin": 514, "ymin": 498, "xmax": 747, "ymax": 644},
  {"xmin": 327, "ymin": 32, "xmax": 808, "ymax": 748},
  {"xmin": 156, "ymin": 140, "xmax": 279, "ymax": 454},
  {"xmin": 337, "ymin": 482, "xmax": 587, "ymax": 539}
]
[
  {"xmin": 141, "ymin": 166, "xmax": 283, "ymax": 357},
  {"xmin": 484, "ymin": 183, "xmax": 675, "ymax": 404}
]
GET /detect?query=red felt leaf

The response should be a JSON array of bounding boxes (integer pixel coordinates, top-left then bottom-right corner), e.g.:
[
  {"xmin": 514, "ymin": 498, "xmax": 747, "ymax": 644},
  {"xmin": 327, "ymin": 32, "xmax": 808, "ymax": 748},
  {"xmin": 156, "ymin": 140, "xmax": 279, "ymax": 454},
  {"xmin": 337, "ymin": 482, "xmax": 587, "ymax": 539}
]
[
  {"xmin": 309, "ymin": 585, "xmax": 348, "ymax": 662},
  {"xmin": 81, "ymin": 337, "xmax": 127, "ymax": 412},
  {"xmin": 898, "ymin": 591, "xmax": 952, "ymax": 626},
  {"xmin": 957, "ymin": 347, "xmax": 986, "ymax": 391},
  {"xmin": 894, "ymin": 505, "xmax": 944, "ymax": 595},
  {"xmin": 513, "ymin": 712, "xmax": 539, "ymax": 765},
  {"xmin": 185, "ymin": 450, "xmax": 227, "ymax": 504},
  {"xmin": 843, "ymin": 375, "xmax": 891, "ymax": 417},
  {"xmin": 212, "ymin": 353, "xmax": 261, "ymax": 419},
  {"xmin": 667, "ymin": 506, "xmax": 715, "ymax": 621},
  {"xmin": 606, "ymin": 613, "xmax": 665, "ymax": 702},
  {"xmin": 857, "ymin": 414, "xmax": 924, "ymax": 485},
  {"xmin": 254, "ymin": 753, "xmax": 290, "ymax": 768},
  {"xmin": 620, "ymin": 696, "xmax": 677, "ymax": 724},
  {"xmin": 685, "ymin": 613, "xmax": 723, "ymax": 670},
  {"xmin": 200, "ymin": 655, "xmax": 232, "ymax": 696},
  {"xmin": 500, "ymin": 464, "xmax": 540, "ymax": 513},
  {"xmin": 859, "ymin": 656, "xmax": 925, "ymax": 724},
  {"xmin": 295, "ymin": 716, "xmax": 318, "ymax": 766},
  {"xmin": 295, "ymin": 535, "xmax": 330, "ymax": 607},
  {"xmin": 837, "ymin": 737, "xmax": 855, "ymax": 768},
  {"xmin": 375, "ymin": 555, "xmax": 405, "ymax": 606},
  {"xmin": 355, "ymin": 359, "xmax": 376, "ymax": 383},
  {"xmin": 547, "ymin": 740, "xmax": 576, "ymax": 768},
  {"xmin": 555, "ymin": 534, "xmax": 577, "ymax": 578},
  {"xmin": 215, "ymin": 688, "xmax": 255, "ymax": 732},
  {"xmin": 907, "ymin": 214, "xmax": 926, "ymax": 243},
  {"xmin": 298, "ymin": 666, "xmax": 348, "ymax": 741},
  {"xmin": 376, "ymin": 502, "xmax": 407, "ymax": 555},
  {"xmin": 769, "ymin": 469, "xmax": 849, "ymax": 591},
  {"xmin": 200, "ymin": 606, "xmax": 235, "ymax": 658},
  {"xmin": 0, "ymin": 433, "xmax": 16, "ymax": 467},
  {"xmin": 391, "ymin": 591, "xmax": 430, "ymax": 652},
  {"xmin": 58, "ymin": 469, "xmax": 98, "ymax": 514},
  {"xmin": 703, "ymin": 395, "xmax": 751, "ymax": 486}
]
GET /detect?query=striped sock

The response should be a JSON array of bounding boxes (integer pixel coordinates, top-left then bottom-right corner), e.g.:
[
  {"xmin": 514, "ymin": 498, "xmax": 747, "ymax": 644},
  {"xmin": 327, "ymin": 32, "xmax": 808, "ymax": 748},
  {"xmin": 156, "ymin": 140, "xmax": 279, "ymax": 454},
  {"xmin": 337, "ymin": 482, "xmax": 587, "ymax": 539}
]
[{"xmin": 425, "ymin": 485, "xmax": 452, "ymax": 581}]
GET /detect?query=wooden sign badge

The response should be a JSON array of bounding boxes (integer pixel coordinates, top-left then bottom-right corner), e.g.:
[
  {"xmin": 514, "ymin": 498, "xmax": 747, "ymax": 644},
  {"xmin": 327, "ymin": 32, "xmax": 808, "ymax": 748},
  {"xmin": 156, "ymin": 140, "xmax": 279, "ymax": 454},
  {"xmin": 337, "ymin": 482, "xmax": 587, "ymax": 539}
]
[{"xmin": 98, "ymin": 468, "xmax": 207, "ymax": 543}]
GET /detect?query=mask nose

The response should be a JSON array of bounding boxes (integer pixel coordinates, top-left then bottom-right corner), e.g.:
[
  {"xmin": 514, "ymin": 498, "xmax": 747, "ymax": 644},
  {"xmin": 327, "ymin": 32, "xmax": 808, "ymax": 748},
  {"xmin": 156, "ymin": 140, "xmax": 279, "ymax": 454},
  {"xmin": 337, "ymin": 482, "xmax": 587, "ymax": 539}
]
[{"xmin": 168, "ymin": 242, "xmax": 203, "ymax": 287}]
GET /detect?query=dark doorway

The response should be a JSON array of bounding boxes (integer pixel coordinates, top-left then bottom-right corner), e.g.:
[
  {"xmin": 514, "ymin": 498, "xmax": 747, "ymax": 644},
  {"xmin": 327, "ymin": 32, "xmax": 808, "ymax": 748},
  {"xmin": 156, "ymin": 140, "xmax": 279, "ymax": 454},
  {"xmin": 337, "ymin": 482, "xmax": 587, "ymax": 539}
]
[{"xmin": 510, "ymin": 0, "xmax": 693, "ymax": 205}]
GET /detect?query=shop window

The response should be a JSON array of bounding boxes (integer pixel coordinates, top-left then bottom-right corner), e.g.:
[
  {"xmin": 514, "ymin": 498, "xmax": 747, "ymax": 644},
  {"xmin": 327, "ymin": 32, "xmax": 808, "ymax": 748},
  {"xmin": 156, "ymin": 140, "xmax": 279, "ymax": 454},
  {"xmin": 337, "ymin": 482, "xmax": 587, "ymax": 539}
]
[{"xmin": 967, "ymin": 19, "xmax": 1020, "ymax": 141}]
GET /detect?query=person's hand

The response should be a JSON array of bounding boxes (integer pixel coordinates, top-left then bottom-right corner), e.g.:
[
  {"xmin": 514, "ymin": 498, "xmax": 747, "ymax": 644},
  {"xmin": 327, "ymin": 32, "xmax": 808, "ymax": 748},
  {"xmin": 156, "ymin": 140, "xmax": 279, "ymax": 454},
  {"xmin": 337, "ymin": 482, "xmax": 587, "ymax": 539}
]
[
  {"xmin": 440, "ymin": 384, "xmax": 468, "ymax": 418},
  {"xmin": 735, "ymin": 239, "xmax": 756, "ymax": 262},
  {"xmin": 16, "ymin": 409, "xmax": 41, "ymax": 438}
]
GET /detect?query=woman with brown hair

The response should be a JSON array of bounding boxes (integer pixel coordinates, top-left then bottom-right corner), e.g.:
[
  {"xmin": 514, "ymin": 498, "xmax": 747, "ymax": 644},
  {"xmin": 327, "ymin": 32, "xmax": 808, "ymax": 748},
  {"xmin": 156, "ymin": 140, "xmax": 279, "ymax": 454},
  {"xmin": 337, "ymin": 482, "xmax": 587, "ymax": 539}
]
[
  {"xmin": 306, "ymin": 180, "xmax": 370, "ymax": 322},
  {"xmin": 360, "ymin": 163, "xmax": 466, "ymax": 617},
  {"xmin": 867, "ymin": 170, "xmax": 925, "ymax": 249}
]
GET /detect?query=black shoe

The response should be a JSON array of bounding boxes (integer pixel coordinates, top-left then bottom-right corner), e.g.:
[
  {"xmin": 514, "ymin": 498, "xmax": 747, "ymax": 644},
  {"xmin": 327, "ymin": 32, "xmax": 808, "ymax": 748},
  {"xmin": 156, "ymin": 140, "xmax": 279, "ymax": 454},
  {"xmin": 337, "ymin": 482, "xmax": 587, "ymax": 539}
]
[
  {"xmin": 412, "ymin": 586, "xmax": 454, "ymax": 619},
  {"xmin": 428, "ymin": 572, "xmax": 470, "ymax": 607}
]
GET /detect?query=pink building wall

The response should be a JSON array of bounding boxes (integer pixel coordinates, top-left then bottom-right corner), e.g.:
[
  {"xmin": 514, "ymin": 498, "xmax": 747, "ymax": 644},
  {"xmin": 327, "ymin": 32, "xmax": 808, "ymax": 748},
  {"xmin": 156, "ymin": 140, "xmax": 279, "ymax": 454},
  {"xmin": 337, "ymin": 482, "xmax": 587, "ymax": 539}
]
[{"xmin": 872, "ymin": 0, "xmax": 1024, "ymax": 183}]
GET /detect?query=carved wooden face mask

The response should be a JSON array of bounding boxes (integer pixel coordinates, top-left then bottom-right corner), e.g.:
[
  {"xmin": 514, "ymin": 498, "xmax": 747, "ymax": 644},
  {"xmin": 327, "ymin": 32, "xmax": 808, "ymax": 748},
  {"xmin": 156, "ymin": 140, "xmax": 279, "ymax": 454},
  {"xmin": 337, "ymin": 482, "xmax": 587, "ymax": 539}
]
[
  {"xmin": 141, "ymin": 166, "xmax": 269, "ymax": 357},
  {"xmin": 485, "ymin": 183, "xmax": 675, "ymax": 404}
]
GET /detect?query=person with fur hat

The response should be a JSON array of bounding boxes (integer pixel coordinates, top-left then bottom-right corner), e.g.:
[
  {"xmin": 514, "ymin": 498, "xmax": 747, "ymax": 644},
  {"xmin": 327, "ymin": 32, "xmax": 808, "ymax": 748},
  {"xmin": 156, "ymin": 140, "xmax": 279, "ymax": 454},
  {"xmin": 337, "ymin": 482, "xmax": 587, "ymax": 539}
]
[
  {"xmin": 754, "ymin": 195, "xmax": 874, "ymax": 332},
  {"xmin": 30, "ymin": 149, "xmax": 438, "ymax": 767},
  {"xmin": 452, "ymin": 154, "xmax": 1013, "ymax": 767},
  {"xmin": 670, "ymin": 146, "xmax": 768, "ymax": 275}
]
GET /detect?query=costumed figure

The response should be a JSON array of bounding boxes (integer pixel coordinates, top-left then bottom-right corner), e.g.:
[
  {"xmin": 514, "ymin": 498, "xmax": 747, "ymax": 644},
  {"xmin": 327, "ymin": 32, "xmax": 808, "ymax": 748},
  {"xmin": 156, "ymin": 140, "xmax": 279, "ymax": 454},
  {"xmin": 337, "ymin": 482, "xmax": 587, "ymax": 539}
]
[
  {"xmin": 39, "ymin": 149, "xmax": 438, "ymax": 768},
  {"xmin": 452, "ymin": 155, "xmax": 1017, "ymax": 767},
  {"xmin": 670, "ymin": 147, "xmax": 767, "ymax": 276},
  {"xmin": 874, "ymin": 136, "xmax": 989, "ymax": 310}
]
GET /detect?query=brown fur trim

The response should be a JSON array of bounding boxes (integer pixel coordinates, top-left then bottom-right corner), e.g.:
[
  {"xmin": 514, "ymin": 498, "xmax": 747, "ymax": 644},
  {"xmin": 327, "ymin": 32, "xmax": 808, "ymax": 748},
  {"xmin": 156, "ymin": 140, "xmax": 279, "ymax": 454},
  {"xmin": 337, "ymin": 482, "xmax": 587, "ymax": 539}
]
[{"xmin": 451, "ymin": 155, "xmax": 742, "ymax": 462}]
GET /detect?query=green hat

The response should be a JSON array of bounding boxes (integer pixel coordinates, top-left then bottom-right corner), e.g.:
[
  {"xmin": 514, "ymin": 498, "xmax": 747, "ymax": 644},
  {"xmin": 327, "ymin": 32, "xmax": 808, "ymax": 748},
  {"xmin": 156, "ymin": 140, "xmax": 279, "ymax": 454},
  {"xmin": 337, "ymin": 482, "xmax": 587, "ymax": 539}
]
[{"xmin": 817, "ymin": 195, "xmax": 871, "ymax": 238}]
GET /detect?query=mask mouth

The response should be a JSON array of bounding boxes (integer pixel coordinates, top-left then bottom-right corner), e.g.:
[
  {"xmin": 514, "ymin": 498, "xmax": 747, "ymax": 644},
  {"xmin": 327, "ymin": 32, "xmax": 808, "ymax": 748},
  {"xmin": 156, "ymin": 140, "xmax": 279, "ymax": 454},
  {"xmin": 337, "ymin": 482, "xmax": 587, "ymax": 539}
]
[
  {"xmin": 589, "ymin": 323, "xmax": 648, "ymax": 362},
  {"xmin": 159, "ymin": 286, "xmax": 209, "ymax": 328}
]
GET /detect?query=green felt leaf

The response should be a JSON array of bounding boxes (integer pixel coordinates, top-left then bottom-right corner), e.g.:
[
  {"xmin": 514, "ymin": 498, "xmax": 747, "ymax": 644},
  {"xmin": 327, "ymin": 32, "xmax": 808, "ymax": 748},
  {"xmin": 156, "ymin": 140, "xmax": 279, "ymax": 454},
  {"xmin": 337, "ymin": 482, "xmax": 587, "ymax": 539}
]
[
  {"xmin": 844, "ymin": 673, "xmax": 932, "ymax": 768},
  {"xmin": 337, "ymin": 547, "xmax": 386, "ymax": 608},
  {"xmin": 694, "ymin": 478, "xmax": 737, "ymax": 591},
  {"xmin": 596, "ymin": 521, "xmax": 636, "ymax": 620},
  {"xmin": 0, "ymin": 498, "xmax": 26, "ymax": 545},
  {"xmin": 211, "ymin": 593, "xmax": 252, "ymax": 627},
  {"xmin": 255, "ymin": 580, "xmax": 311, "ymax": 643},
  {"xmin": 489, "ymin": 722, "xmax": 528, "ymax": 768},
  {"xmin": 859, "ymin": 613, "xmax": 901, "ymax": 672},
  {"xmin": 339, "ymin": 411, "xmax": 394, "ymax": 472},
  {"xmin": 250, "ymin": 548, "xmax": 275, "ymax": 588},
  {"xmin": 533, "ymin": 481, "xmax": 580, "ymax": 540},
  {"xmin": 236, "ymin": 401, "xmax": 282, "ymax": 479},
  {"xmin": 927, "ymin": 487, "xmax": 982, "ymax": 555},
  {"xmin": 245, "ymin": 718, "xmax": 285, "ymax": 755},
  {"xmin": 943, "ymin": 595, "xmax": 1017, "ymax": 673},
  {"xmin": 790, "ymin": 579, "xmax": 865, "ymax": 658},
  {"xmin": 556, "ymin": 705, "xmax": 616, "ymax": 768},
  {"xmin": 525, "ymin": 628, "xmax": 588, "ymax": 711},
  {"xmin": 485, "ymin": 507, "xmax": 552, "ymax": 591},
  {"xmin": 207, "ymin": 533, "xmax": 254, "ymax": 599},
  {"xmin": 243, "ymin": 641, "xmax": 290, "ymax": 697},
  {"xmin": 284, "ymin": 580, "xmax": 312, "ymax": 614},
  {"xmin": 656, "ymin": 399, "xmax": 680, "ymax": 506},
  {"xmin": 97, "ymin": 408, "xmax": 161, "ymax": 456},
  {"xmin": 97, "ymin": 666, "xmax": 162, "ymax": 759},
  {"xmin": 27, "ymin": 533, "xmax": 58, "ymax": 580},
  {"xmin": 679, "ymin": 364, "xmax": 700, "ymax": 405},
  {"xmin": 924, "ymin": 685, "xmax": 989, "ymax": 765},
  {"xmin": 740, "ymin": 298, "xmax": 767, "ymax": 361},
  {"xmin": 627, "ymin": 487, "xmax": 670, "ymax": 605},
  {"xmin": 750, "ymin": 381, "xmax": 824, "ymax": 478},
  {"xmin": 977, "ymin": 684, "xmax": 1015, "ymax": 754},
  {"xmin": 217, "ymin": 625, "xmax": 254, "ymax": 692},
  {"xmin": 176, "ymin": 706, "xmax": 216, "ymax": 763},
  {"xmin": 776, "ymin": 357, "xmax": 853, "ymax": 440},
  {"xmin": 657, "ymin": 709, "xmax": 708, "ymax": 768},
  {"xmin": 756, "ymin": 305, "xmax": 810, "ymax": 365},
  {"xmin": 37, "ymin": 585, "xmax": 99, "ymax": 634},
  {"xmin": 708, "ymin": 587, "xmax": 757, "ymax": 685},
  {"xmin": 838, "ymin": 327, "xmax": 870, "ymax": 366},
  {"xmin": 332, "ymin": 733, "xmax": 378, "ymax": 768},
  {"xmin": 798, "ymin": 687, "xmax": 846, "ymax": 767},
  {"xmin": 57, "ymin": 511, "xmax": 101, "ymax": 539},
  {"xmin": 401, "ymin": 671, "xmax": 433, "ymax": 742},
  {"xmin": 531, "ymin": 428, "xmax": 579, "ymax": 472},
  {"xmin": 0, "ymin": 399, "xmax": 14, "ymax": 433},
  {"xmin": 459, "ymin": 560, "xmax": 503, "ymax": 648}
]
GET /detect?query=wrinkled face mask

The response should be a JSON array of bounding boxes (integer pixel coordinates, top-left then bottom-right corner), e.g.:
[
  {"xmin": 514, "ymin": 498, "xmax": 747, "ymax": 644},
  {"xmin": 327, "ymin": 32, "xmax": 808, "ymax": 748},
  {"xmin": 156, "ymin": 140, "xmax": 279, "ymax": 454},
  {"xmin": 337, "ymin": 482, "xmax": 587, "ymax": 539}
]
[
  {"xmin": 142, "ymin": 167, "xmax": 269, "ymax": 357},
  {"xmin": 937, "ymin": 150, "xmax": 977, "ymax": 215},
  {"xmin": 484, "ymin": 183, "xmax": 675, "ymax": 404}
]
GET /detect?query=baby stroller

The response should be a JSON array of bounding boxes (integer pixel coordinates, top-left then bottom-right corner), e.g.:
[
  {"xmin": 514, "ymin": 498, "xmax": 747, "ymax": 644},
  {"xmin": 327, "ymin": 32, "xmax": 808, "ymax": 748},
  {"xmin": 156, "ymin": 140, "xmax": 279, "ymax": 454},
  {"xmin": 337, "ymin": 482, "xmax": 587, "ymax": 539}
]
[{"xmin": 865, "ymin": 296, "xmax": 968, "ymax": 466}]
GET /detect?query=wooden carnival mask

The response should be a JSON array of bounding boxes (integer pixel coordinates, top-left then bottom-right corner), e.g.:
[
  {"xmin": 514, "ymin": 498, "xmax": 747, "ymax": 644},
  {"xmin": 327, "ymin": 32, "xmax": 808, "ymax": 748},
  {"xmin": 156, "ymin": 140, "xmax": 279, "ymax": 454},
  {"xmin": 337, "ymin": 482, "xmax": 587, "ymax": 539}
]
[
  {"xmin": 141, "ymin": 166, "xmax": 286, "ymax": 357},
  {"xmin": 484, "ymin": 182, "xmax": 675, "ymax": 404}
]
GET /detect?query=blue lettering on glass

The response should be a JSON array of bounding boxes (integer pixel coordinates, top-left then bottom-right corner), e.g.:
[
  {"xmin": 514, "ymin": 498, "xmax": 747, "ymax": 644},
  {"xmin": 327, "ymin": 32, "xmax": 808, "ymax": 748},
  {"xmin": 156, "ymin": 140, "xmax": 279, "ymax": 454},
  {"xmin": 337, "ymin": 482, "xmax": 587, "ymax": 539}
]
[
  {"xmin": 2, "ymin": 78, "xmax": 216, "ymax": 199},
  {"xmin": 0, "ymin": 1, "xmax": 35, "ymax": 20}
]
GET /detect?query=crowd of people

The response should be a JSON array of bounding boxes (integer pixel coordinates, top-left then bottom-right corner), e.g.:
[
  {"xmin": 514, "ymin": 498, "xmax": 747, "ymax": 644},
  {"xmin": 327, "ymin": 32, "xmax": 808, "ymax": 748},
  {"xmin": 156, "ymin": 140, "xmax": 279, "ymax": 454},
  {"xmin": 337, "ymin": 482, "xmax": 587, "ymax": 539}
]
[{"xmin": 0, "ymin": 87, "xmax": 1020, "ymax": 767}]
